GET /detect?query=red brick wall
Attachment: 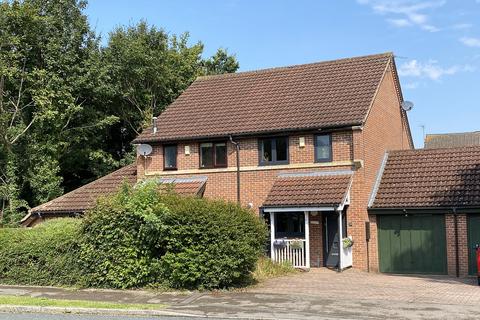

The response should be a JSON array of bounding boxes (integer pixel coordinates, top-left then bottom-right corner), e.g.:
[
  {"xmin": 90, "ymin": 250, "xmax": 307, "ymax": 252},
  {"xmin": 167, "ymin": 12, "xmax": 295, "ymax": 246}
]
[
  {"xmin": 446, "ymin": 214, "xmax": 469, "ymax": 276},
  {"xmin": 309, "ymin": 213, "xmax": 324, "ymax": 267},
  {"xmin": 350, "ymin": 66, "xmax": 412, "ymax": 271},
  {"xmin": 138, "ymin": 132, "xmax": 354, "ymax": 174}
]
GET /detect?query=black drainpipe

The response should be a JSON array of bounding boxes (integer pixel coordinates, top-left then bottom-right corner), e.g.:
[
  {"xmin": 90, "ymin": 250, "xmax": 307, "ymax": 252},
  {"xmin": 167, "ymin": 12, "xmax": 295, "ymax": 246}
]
[
  {"xmin": 453, "ymin": 207, "xmax": 459, "ymax": 278},
  {"xmin": 229, "ymin": 135, "xmax": 241, "ymax": 204}
]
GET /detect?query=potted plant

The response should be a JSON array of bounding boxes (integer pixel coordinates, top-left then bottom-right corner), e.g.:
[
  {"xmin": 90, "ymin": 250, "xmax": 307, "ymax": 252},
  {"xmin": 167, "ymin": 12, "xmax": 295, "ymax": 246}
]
[
  {"xmin": 342, "ymin": 236, "xmax": 354, "ymax": 249},
  {"xmin": 289, "ymin": 240, "xmax": 304, "ymax": 250}
]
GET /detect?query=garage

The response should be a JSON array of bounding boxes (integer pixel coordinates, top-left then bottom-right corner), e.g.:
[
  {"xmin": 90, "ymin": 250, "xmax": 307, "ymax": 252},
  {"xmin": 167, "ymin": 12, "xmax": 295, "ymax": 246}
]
[
  {"xmin": 468, "ymin": 214, "xmax": 480, "ymax": 275},
  {"xmin": 377, "ymin": 214, "xmax": 447, "ymax": 274}
]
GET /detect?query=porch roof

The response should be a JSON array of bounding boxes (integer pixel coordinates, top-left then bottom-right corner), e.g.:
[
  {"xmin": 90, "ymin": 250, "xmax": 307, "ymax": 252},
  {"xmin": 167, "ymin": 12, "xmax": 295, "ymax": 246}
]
[{"xmin": 263, "ymin": 171, "xmax": 353, "ymax": 208}]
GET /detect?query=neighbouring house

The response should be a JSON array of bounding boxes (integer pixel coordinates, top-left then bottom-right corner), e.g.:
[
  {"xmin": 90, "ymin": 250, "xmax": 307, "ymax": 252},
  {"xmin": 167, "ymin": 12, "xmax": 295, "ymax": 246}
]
[
  {"xmin": 25, "ymin": 52, "xmax": 414, "ymax": 273},
  {"xmin": 424, "ymin": 131, "xmax": 480, "ymax": 149},
  {"xmin": 368, "ymin": 146, "xmax": 480, "ymax": 277}
]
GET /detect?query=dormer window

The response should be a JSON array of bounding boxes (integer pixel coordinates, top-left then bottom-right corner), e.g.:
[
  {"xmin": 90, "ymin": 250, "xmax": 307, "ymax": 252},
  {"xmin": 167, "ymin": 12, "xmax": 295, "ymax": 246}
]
[{"xmin": 259, "ymin": 137, "xmax": 289, "ymax": 165}]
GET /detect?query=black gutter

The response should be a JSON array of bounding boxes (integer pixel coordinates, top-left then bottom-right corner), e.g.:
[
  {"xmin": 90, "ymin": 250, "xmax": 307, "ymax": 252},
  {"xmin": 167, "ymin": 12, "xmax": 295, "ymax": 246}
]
[
  {"xmin": 368, "ymin": 206, "xmax": 480, "ymax": 214},
  {"xmin": 133, "ymin": 124, "xmax": 363, "ymax": 145},
  {"xmin": 229, "ymin": 135, "xmax": 241, "ymax": 204}
]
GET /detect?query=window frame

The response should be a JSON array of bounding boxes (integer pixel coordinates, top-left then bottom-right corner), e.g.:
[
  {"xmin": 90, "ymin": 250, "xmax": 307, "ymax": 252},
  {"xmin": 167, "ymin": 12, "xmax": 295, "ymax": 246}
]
[
  {"xmin": 258, "ymin": 136, "xmax": 289, "ymax": 166},
  {"xmin": 314, "ymin": 134, "xmax": 333, "ymax": 163},
  {"xmin": 274, "ymin": 212, "xmax": 306, "ymax": 239},
  {"xmin": 199, "ymin": 141, "xmax": 228, "ymax": 169},
  {"xmin": 163, "ymin": 144, "xmax": 178, "ymax": 170}
]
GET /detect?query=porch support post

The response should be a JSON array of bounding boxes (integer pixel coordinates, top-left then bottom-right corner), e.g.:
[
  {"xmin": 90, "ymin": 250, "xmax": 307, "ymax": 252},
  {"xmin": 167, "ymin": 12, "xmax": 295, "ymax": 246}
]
[
  {"xmin": 337, "ymin": 208, "xmax": 343, "ymax": 272},
  {"xmin": 304, "ymin": 211, "xmax": 310, "ymax": 268},
  {"xmin": 270, "ymin": 212, "xmax": 275, "ymax": 262}
]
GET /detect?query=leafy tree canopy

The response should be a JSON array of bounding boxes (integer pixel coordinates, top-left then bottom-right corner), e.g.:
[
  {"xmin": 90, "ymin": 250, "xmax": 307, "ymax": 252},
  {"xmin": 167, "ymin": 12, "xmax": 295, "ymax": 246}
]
[{"xmin": 0, "ymin": 0, "xmax": 239, "ymax": 225}]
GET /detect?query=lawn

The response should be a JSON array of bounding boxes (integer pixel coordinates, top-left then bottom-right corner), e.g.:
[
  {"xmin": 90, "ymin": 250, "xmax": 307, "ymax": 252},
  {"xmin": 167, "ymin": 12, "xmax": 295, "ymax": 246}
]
[{"xmin": 0, "ymin": 295, "xmax": 165, "ymax": 310}]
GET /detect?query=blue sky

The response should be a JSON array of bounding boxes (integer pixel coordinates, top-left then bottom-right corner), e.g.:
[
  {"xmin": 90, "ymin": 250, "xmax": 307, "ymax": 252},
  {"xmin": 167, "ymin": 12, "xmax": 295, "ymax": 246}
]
[{"xmin": 86, "ymin": 0, "xmax": 480, "ymax": 148}]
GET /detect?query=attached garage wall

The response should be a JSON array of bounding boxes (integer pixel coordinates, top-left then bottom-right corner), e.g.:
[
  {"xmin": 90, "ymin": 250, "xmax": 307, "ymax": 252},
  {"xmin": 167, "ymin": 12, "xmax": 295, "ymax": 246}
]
[
  {"xmin": 377, "ymin": 214, "xmax": 447, "ymax": 275},
  {"xmin": 468, "ymin": 214, "xmax": 480, "ymax": 276}
]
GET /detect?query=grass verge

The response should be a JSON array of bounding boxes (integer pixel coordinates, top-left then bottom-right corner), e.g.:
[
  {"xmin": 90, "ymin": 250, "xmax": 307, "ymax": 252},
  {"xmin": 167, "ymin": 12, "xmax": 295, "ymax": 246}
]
[
  {"xmin": 252, "ymin": 256, "xmax": 297, "ymax": 282},
  {"xmin": 0, "ymin": 295, "xmax": 164, "ymax": 310}
]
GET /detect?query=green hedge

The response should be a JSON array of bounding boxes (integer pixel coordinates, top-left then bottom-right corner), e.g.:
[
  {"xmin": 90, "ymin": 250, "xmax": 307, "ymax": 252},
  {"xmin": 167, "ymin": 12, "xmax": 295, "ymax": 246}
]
[
  {"xmin": 0, "ymin": 183, "xmax": 268, "ymax": 290},
  {"xmin": 79, "ymin": 184, "xmax": 169, "ymax": 289},
  {"xmin": 158, "ymin": 195, "xmax": 268, "ymax": 289},
  {"xmin": 0, "ymin": 218, "xmax": 83, "ymax": 286}
]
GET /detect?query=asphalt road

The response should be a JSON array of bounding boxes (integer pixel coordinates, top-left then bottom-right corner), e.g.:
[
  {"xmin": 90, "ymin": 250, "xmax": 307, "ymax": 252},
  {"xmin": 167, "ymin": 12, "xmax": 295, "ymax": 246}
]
[{"xmin": 0, "ymin": 314, "xmax": 211, "ymax": 320}]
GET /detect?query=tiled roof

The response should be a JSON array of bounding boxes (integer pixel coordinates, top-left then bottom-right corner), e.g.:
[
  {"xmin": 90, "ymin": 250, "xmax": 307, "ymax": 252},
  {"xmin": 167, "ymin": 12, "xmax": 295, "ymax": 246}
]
[
  {"xmin": 263, "ymin": 171, "xmax": 353, "ymax": 207},
  {"xmin": 370, "ymin": 146, "xmax": 480, "ymax": 209},
  {"xmin": 23, "ymin": 166, "xmax": 207, "ymax": 225},
  {"xmin": 134, "ymin": 53, "xmax": 393, "ymax": 143},
  {"xmin": 29, "ymin": 164, "xmax": 138, "ymax": 215},
  {"xmin": 150, "ymin": 177, "xmax": 207, "ymax": 197},
  {"xmin": 424, "ymin": 131, "xmax": 480, "ymax": 149}
]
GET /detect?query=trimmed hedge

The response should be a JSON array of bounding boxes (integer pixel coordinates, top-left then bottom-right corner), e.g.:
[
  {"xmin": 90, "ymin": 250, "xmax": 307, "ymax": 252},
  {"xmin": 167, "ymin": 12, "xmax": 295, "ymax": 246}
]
[
  {"xmin": 0, "ymin": 183, "xmax": 268, "ymax": 290},
  {"xmin": 80, "ymin": 182, "xmax": 267, "ymax": 289},
  {"xmin": 0, "ymin": 218, "xmax": 83, "ymax": 286},
  {"xmin": 79, "ymin": 183, "xmax": 169, "ymax": 289},
  {"xmin": 158, "ymin": 195, "xmax": 268, "ymax": 289}
]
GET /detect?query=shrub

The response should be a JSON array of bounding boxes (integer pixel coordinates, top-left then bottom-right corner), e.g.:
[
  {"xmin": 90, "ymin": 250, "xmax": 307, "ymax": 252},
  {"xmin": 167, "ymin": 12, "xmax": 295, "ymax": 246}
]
[
  {"xmin": 79, "ymin": 183, "xmax": 169, "ymax": 289},
  {"xmin": 0, "ymin": 218, "xmax": 82, "ymax": 286},
  {"xmin": 252, "ymin": 256, "xmax": 296, "ymax": 282},
  {"xmin": 158, "ymin": 195, "xmax": 268, "ymax": 289}
]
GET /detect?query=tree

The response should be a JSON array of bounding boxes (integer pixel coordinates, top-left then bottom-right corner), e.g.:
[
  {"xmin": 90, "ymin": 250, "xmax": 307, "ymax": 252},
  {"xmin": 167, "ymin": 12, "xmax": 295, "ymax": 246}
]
[
  {"xmin": 0, "ymin": 0, "xmax": 116, "ymax": 224},
  {"xmin": 202, "ymin": 48, "xmax": 240, "ymax": 75},
  {"xmin": 0, "ymin": 2, "xmax": 239, "ymax": 226},
  {"xmin": 102, "ymin": 22, "xmax": 239, "ymax": 160}
]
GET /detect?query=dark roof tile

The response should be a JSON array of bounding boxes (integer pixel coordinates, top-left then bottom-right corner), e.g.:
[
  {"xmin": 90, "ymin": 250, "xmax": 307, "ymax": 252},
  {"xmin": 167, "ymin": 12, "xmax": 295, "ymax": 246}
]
[
  {"xmin": 371, "ymin": 146, "xmax": 480, "ymax": 208},
  {"xmin": 134, "ymin": 53, "xmax": 392, "ymax": 143},
  {"xmin": 263, "ymin": 172, "xmax": 353, "ymax": 207}
]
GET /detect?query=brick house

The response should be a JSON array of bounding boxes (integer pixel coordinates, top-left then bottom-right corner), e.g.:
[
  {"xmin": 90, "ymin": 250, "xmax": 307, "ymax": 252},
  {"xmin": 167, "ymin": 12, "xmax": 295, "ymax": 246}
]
[{"xmin": 25, "ymin": 52, "xmax": 414, "ymax": 272}]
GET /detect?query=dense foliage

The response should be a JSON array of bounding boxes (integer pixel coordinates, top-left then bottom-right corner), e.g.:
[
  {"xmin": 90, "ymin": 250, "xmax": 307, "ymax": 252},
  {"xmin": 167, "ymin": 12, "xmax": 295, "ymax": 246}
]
[
  {"xmin": 0, "ymin": 218, "xmax": 83, "ymax": 286},
  {"xmin": 158, "ymin": 195, "xmax": 268, "ymax": 289},
  {"xmin": 79, "ymin": 183, "xmax": 267, "ymax": 289},
  {"xmin": 0, "ymin": 0, "xmax": 239, "ymax": 226},
  {"xmin": 79, "ymin": 183, "xmax": 169, "ymax": 289}
]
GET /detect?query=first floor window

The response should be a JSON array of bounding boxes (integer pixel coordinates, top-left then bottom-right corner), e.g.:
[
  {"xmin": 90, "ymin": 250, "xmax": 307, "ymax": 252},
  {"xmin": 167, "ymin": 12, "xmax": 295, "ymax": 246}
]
[
  {"xmin": 259, "ymin": 137, "xmax": 289, "ymax": 165},
  {"xmin": 200, "ymin": 142, "xmax": 227, "ymax": 168},
  {"xmin": 163, "ymin": 145, "xmax": 177, "ymax": 170},
  {"xmin": 315, "ymin": 134, "xmax": 332, "ymax": 162}
]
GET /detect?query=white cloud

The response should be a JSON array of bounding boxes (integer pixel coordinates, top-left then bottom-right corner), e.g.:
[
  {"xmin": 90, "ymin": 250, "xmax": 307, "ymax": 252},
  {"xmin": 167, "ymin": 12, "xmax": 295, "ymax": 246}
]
[
  {"xmin": 387, "ymin": 18, "xmax": 411, "ymax": 27},
  {"xmin": 398, "ymin": 59, "xmax": 474, "ymax": 81},
  {"xmin": 460, "ymin": 37, "xmax": 480, "ymax": 47},
  {"xmin": 357, "ymin": 0, "xmax": 444, "ymax": 32}
]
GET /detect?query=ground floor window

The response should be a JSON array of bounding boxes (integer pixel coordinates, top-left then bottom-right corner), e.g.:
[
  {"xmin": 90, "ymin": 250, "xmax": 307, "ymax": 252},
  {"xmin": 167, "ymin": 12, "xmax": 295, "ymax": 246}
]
[{"xmin": 275, "ymin": 212, "xmax": 305, "ymax": 238}]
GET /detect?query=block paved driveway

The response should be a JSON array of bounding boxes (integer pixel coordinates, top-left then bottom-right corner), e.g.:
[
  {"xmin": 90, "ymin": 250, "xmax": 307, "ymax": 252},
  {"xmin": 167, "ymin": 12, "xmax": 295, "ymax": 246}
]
[
  {"xmin": 1, "ymin": 269, "xmax": 480, "ymax": 319},
  {"xmin": 165, "ymin": 268, "xmax": 480, "ymax": 319},
  {"xmin": 249, "ymin": 268, "xmax": 480, "ymax": 305}
]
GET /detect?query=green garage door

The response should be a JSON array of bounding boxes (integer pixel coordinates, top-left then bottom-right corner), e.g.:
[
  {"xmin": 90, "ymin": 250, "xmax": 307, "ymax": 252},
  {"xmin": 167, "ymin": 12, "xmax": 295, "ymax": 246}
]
[
  {"xmin": 468, "ymin": 214, "xmax": 480, "ymax": 275},
  {"xmin": 378, "ymin": 214, "xmax": 447, "ymax": 274}
]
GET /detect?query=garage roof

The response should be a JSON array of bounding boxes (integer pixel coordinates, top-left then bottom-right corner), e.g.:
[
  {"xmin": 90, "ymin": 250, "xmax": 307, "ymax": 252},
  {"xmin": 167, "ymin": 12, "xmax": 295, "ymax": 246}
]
[{"xmin": 370, "ymin": 146, "xmax": 480, "ymax": 209}]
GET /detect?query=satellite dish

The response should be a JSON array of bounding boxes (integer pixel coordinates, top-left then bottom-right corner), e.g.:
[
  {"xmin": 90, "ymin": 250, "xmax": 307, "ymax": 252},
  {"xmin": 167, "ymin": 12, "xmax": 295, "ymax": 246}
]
[
  {"xmin": 137, "ymin": 144, "xmax": 153, "ymax": 156},
  {"xmin": 401, "ymin": 101, "xmax": 414, "ymax": 111}
]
